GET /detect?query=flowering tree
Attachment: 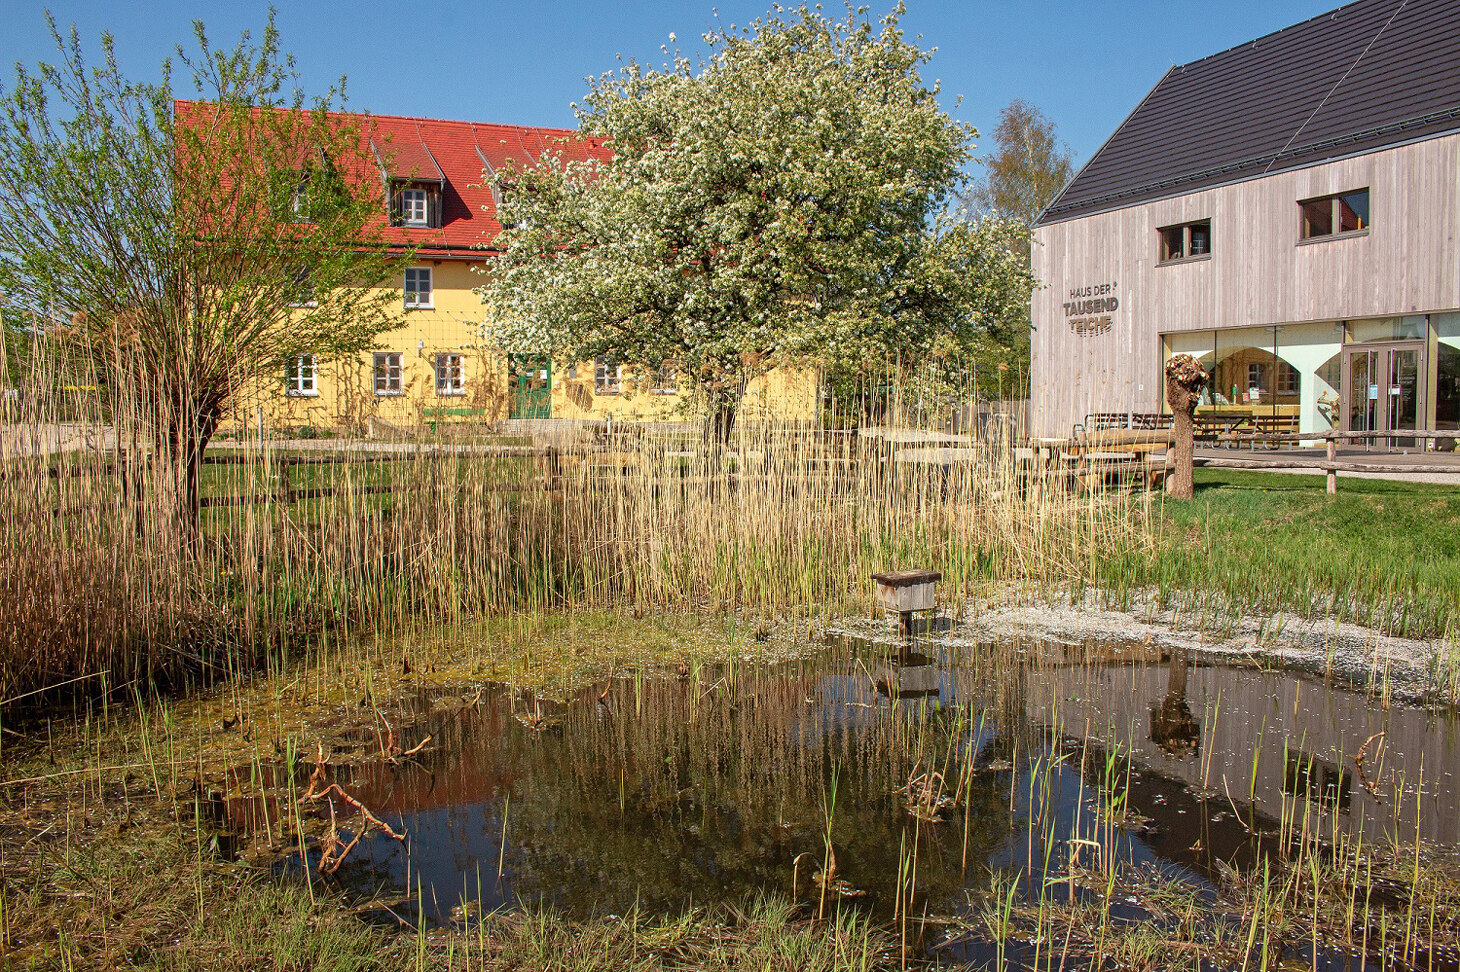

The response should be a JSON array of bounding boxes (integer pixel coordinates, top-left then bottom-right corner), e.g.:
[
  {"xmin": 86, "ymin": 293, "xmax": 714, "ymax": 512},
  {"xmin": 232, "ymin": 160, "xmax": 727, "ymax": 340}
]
[
  {"xmin": 480, "ymin": 3, "xmax": 1033, "ymax": 440},
  {"xmin": 0, "ymin": 14, "xmax": 411, "ymax": 526}
]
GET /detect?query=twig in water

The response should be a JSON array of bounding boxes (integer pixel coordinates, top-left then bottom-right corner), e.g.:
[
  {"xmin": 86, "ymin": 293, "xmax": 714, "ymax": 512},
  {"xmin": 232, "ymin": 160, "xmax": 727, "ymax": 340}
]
[
  {"xmin": 1355, "ymin": 731, "xmax": 1386, "ymax": 799},
  {"xmin": 299, "ymin": 744, "xmax": 406, "ymax": 873}
]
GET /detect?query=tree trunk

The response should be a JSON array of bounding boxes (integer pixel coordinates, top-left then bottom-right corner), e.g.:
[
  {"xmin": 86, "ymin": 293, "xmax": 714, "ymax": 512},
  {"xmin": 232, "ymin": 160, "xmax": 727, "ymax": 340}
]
[
  {"xmin": 1164, "ymin": 354, "xmax": 1208, "ymax": 501},
  {"xmin": 154, "ymin": 403, "xmax": 220, "ymax": 541},
  {"xmin": 702, "ymin": 369, "xmax": 749, "ymax": 451}
]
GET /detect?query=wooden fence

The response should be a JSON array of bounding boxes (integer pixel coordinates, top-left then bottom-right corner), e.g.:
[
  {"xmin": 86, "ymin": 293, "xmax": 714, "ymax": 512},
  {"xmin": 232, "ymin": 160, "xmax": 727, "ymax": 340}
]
[{"xmin": 1199, "ymin": 429, "xmax": 1458, "ymax": 493}]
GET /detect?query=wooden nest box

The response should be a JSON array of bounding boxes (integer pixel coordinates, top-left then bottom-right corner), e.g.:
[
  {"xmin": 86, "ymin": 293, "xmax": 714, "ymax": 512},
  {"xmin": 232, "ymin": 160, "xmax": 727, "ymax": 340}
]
[{"xmin": 871, "ymin": 569, "xmax": 941, "ymax": 636}]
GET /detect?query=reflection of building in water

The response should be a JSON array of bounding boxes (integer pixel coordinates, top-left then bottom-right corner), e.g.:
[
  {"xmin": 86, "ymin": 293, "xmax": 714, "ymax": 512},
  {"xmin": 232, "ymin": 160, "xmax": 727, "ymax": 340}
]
[
  {"xmin": 1026, "ymin": 656, "xmax": 1460, "ymax": 847},
  {"xmin": 1283, "ymin": 749, "xmax": 1353, "ymax": 814}
]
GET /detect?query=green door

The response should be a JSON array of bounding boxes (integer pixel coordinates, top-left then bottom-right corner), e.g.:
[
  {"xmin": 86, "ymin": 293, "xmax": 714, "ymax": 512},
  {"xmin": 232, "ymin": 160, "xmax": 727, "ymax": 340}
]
[{"xmin": 508, "ymin": 355, "xmax": 551, "ymax": 419}]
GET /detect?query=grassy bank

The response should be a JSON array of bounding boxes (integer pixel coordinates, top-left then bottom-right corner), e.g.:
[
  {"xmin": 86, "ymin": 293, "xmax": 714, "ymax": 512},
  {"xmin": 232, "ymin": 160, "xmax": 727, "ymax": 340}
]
[{"xmin": 1100, "ymin": 469, "xmax": 1460, "ymax": 638}]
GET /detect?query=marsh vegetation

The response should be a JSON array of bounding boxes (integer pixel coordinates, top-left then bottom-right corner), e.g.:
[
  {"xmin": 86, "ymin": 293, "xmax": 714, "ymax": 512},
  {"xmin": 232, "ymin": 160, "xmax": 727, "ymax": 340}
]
[{"xmin": 4, "ymin": 351, "xmax": 1460, "ymax": 970}]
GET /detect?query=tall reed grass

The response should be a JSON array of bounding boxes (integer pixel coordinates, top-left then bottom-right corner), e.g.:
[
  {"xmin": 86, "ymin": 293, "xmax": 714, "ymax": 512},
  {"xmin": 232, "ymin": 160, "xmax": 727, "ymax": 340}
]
[{"xmin": 0, "ymin": 337, "xmax": 1147, "ymax": 704}]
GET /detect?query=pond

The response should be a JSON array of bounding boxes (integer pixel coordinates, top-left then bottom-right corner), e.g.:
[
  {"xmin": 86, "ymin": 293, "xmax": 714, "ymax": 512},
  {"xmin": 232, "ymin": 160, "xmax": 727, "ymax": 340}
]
[{"xmin": 225, "ymin": 629, "xmax": 1460, "ymax": 969}]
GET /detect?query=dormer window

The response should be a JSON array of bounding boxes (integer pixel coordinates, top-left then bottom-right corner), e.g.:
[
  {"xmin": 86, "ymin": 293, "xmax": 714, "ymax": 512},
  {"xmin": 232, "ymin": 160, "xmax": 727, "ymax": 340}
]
[
  {"xmin": 400, "ymin": 189, "xmax": 428, "ymax": 226},
  {"xmin": 390, "ymin": 183, "xmax": 441, "ymax": 229}
]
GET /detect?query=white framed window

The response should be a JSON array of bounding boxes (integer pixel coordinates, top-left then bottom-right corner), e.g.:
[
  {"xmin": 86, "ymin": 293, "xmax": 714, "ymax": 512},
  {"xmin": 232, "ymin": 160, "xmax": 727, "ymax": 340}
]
[
  {"xmin": 435, "ymin": 353, "xmax": 464, "ymax": 395},
  {"xmin": 594, "ymin": 356, "xmax": 621, "ymax": 394},
  {"xmin": 287, "ymin": 266, "xmax": 316, "ymax": 308},
  {"xmin": 374, "ymin": 352, "xmax": 403, "ymax": 395},
  {"xmin": 403, "ymin": 267, "xmax": 433, "ymax": 309},
  {"xmin": 399, "ymin": 188, "xmax": 429, "ymax": 227},
  {"xmin": 290, "ymin": 184, "xmax": 309, "ymax": 222},
  {"xmin": 650, "ymin": 363, "xmax": 678, "ymax": 394},
  {"xmin": 286, "ymin": 354, "xmax": 318, "ymax": 396}
]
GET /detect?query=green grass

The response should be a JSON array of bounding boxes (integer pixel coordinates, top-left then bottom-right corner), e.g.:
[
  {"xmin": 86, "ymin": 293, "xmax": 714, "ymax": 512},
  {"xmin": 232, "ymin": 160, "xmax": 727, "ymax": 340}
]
[{"xmin": 1101, "ymin": 469, "xmax": 1460, "ymax": 637}]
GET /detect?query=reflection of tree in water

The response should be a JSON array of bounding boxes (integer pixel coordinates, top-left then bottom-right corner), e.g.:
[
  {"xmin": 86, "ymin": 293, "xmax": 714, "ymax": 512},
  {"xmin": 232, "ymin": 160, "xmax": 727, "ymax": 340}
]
[
  {"xmin": 319, "ymin": 648, "xmax": 1022, "ymax": 922},
  {"xmin": 500, "ymin": 657, "xmax": 1016, "ymax": 918},
  {"xmin": 1149, "ymin": 648, "xmax": 1200, "ymax": 758}
]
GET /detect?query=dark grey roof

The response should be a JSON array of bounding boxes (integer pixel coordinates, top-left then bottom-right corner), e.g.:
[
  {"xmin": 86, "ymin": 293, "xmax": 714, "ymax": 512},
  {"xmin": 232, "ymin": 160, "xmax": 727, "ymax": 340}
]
[{"xmin": 1037, "ymin": 0, "xmax": 1460, "ymax": 226}]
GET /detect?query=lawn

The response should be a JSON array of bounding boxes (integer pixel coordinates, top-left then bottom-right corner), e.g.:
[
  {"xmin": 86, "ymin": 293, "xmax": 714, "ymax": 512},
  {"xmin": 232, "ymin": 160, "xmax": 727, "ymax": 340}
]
[{"xmin": 1101, "ymin": 468, "xmax": 1460, "ymax": 637}]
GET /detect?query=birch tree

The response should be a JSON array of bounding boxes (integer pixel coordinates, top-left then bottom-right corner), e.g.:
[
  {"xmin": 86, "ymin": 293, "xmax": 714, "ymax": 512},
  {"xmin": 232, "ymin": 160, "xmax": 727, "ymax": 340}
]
[{"xmin": 480, "ymin": 3, "xmax": 1033, "ymax": 440}]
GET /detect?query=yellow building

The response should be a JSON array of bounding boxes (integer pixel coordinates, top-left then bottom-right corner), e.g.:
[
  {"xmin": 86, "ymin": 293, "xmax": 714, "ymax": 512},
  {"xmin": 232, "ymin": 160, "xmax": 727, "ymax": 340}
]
[{"xmin": 224, "ymin": 109, "xmax": 817, "ymax": 434}]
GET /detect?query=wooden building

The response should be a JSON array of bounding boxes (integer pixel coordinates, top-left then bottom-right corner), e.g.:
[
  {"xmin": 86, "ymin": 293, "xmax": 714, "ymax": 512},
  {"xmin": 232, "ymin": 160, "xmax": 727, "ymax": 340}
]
[{"xmin": 1030, "ymin": 0, "xmax": 1460, "ymax": 447}]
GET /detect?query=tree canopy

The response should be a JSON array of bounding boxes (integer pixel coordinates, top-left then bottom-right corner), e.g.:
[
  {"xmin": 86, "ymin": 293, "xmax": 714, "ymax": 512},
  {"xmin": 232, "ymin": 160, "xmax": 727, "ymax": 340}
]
[
  {"xmin": 0, "ymin": 13, "xmax": 411, "ymax": 519},
  {"xmin": 966, "ymin": 98, "xmax": 1076, "ymax": 228},
  {"xmin": 479, "ymin": 3, "xmax": 1033, "ymax": 436}
]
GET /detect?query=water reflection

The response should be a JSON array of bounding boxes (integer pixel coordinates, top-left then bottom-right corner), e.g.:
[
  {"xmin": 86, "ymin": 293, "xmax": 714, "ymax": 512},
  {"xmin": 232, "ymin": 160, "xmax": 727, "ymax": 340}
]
[{"xmin": 227, "ymin": 632, "xmax": 1460, "ymax": 963}]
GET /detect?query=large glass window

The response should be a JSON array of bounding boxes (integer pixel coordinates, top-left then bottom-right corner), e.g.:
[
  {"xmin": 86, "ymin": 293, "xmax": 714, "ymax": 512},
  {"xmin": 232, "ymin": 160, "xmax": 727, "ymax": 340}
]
[
  {"xmin": 1349, "ymin": 315, "xmax": 1426, "ymax": 343},
  {"xmin": 1164, "ymin": 322, "xmax": 1343, "ymax": 437},
  {"xmin": 1436, "ymin": 313, "xmax": 1460, "ymax": 437}
]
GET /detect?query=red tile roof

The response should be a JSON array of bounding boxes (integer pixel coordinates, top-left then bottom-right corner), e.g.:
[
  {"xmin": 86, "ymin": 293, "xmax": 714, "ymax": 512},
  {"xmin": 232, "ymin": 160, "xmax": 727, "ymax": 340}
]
[{"xmin": 174, "ymin": 101, "xmax": 611, "ymax": 258}]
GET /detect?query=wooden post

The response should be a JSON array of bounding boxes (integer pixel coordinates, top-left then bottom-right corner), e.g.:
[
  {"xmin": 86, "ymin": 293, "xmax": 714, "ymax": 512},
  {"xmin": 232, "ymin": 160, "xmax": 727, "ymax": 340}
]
[
  {"xmin": 1325, "ymin": 438, "xmax": 1337, "ymax": 495},
  {"xmin": 279, "ymin": 457, "xmax": 292, "ymax": 503}
]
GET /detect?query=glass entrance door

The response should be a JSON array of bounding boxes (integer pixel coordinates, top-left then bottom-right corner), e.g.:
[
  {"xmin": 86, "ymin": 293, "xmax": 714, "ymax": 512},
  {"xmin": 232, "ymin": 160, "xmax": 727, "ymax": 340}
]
[
  {"xmin": 1387, "ymin": 346, "xmax": 1422, "ymax": 448},
  {"xmin": 1341, "ymin": 342, "xmax": 1425, "ymax": 449},
  {"xmin": 1344, "ymin": 349, "xmax": 1377, "ymax": 439}
]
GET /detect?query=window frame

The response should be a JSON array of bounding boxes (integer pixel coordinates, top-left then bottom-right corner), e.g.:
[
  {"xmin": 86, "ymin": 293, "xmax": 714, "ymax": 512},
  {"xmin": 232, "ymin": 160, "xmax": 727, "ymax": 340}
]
[
  {"xmin": 373, "ymin": 351, "xmax": 404, "ymax": 396},
  {"xmin": 1247, "ymin": 362, "xmax": 1267, "ymax": 397},
  {"xmin": 594, "ymin": 356, "xmax": 622, "ymax": 395},
  {"xmin": 286, "ymin": 266, "xmax": 317, "ymax": 308},
  {"xmin": 434, "ymin": 352, "xmax": 465, "ymax": 396},
  {"xmin": 649, "ymin": 362, "xmax": 679, "ymax": 395},
  {"xmin": 286, "ymin": 353, "xmax": 319, "ymax": 397},
  {"xmin": 1276, "ymin": 361, "xmax": 1300, "ymax": 397},
  {"xmin": 399, "ymin": 188, "xmax": 430, "ymax": 227},
  {"xmin": 403, "ymin": 267, "xmax": 434, "ymax": 310},
  {"xmin": 1298, "ymin": 188, "xmax": 1370, "ymax": 242},
  {"xmin": 1156, "ymin": 219, "xmax": 1212, "ymax": 266}
]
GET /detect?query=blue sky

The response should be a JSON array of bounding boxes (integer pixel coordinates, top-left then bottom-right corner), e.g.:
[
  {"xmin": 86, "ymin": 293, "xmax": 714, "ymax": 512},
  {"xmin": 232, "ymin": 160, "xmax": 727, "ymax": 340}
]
[{"xmin": 3, "ymin": 1, "xmax": 1337, "ymax": 167}]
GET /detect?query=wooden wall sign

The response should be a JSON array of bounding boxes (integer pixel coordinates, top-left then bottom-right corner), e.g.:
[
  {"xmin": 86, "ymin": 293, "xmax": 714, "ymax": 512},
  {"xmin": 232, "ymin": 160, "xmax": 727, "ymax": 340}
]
[{"xmin": 1064, "ymin": 281, "xmax": 1118, "ymax": 336}]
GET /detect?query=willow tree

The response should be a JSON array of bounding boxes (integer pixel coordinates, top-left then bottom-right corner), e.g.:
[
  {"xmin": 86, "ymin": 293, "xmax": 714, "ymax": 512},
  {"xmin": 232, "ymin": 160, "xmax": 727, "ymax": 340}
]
[
  {"xmin": 0, "ymin": 14, "xmax": 410, "ymax": 525},
  {"xmin": 480, "ymin": 3, "xmax": 1032, "ymax": 441}
]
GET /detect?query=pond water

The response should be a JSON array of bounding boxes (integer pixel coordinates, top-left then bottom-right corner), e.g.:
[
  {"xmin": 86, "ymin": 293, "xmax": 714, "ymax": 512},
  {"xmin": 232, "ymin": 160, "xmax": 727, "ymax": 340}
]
[{"xmin": 227, "ymin": 630, "xmax": 1460, "ymax": 968}]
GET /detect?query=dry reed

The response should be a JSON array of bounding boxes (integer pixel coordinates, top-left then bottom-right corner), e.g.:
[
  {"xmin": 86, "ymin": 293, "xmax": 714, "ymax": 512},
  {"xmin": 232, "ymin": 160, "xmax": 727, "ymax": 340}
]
[{"xmin": 0, "ymin": 337, "xmax": 1147, "ymax": 704}]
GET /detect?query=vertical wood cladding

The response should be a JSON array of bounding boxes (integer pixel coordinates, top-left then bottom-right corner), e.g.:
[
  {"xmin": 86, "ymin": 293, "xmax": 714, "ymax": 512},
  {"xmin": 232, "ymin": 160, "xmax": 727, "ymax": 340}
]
[{"xmin": 1031, "ymin": 132, "xmax": 1460, "ymax": 436}]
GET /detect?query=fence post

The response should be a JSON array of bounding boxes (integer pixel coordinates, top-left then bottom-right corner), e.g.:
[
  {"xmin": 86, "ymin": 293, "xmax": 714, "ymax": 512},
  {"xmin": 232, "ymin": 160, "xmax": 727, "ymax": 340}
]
[
  {"xmin": 1325, "ymin": 438, "xmax": 1337, "ymax": 495},
  {"xmin": 279, "ymin": 457, "xmax": 292, "ymax": 504}
]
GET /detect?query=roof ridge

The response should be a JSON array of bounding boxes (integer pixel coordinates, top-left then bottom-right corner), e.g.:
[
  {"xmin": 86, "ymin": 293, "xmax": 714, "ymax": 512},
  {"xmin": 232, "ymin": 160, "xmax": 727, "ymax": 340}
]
[
  {"xmin": 171, "ymin": 98, "xmax": 583, "ymax": 136},
  {"xmin": 1174, "ymin": 0, "xmax": 1390, "ymax": 71},
  {"xmin": 356, "ymin": 108, "xmax": 581, "ymax": 135}
]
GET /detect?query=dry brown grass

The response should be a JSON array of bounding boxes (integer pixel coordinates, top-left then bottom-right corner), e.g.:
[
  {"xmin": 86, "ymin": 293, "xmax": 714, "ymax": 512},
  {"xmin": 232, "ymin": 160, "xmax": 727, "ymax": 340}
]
[{"xmin": 0, "ymin": 342, "xmax": 1147, "ymax": 706}]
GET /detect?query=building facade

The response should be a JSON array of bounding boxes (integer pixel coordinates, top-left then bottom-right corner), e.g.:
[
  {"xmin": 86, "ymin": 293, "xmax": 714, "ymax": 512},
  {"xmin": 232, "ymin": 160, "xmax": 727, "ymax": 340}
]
[
  {"xmin": 208, "ymin": 106, "xmax": 817, "ymax": 433},
  {"xmin": 1030, "ymin": 0, "xmax": 1460, "ymax": 447}
]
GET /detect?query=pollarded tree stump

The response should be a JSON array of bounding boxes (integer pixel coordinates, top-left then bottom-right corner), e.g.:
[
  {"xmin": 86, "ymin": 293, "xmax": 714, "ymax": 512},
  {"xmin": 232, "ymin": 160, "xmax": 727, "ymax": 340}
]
[{"xmin": 1164, "ymin": 354, "xmax": 1209, "ymax": 501}]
